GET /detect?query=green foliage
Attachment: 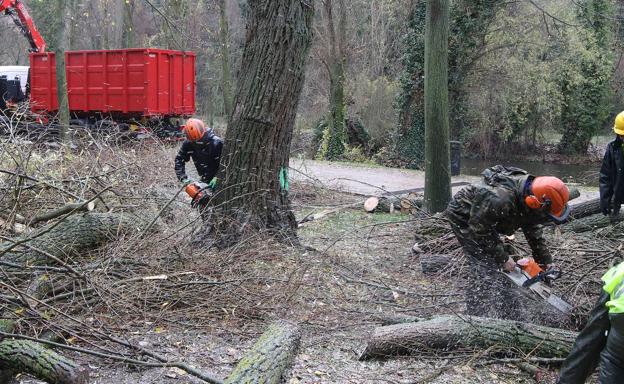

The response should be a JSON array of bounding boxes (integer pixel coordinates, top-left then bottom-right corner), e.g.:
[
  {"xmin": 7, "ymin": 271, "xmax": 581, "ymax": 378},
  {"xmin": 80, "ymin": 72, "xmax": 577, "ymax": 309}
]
[
  {"xmin": 350, "ymin": 75, "xmax": 399, "ymax": 151},
  {"xmin": 558, "ymin": 0, "xmax": 615, "ymax": 154},
  {"xmin": 394, "ymin": 0, "xmax": 504, "ymax": 167}
]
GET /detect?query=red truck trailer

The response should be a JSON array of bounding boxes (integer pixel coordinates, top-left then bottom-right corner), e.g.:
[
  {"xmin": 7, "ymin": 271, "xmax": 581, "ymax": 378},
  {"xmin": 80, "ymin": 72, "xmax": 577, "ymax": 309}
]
[
  {"xmin": 28, "ymin": 49, "xmax": 195, "ymax": 138},
  {"xmin": 2, "ymin": 0, "xmax": 196, "ymax": 139}
]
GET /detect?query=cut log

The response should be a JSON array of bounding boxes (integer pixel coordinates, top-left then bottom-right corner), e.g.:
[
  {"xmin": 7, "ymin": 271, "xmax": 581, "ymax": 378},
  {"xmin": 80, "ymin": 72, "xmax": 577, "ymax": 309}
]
[
  {"xmin": 30, "ymin": 202, "xmax": 97, "ymax": 225},
  {"xmin": 359, "ymin": 315, "xmax": 576, "ymax": 360},
  {"xmin": 364, "ymin": 197, "xmax": 394, "ymax": 213},
  {"xmin": 0, "ymin": 339, "xmax": 88, "ymax": 384},
  {"xmin": 563, "ymin": 213, "xmax": 624, "ymax": 233},
  {"xmin": 224, "ymin": 321, "xmax": 300, "ymax": 384},
  {"xmin": 419, "ymin": 254, "xmax": 453, "ymax": 275},
  {"xmin": 364, "ymin": 197, "xmax": 379, "ymax": 212},
  {"xmin": 568, "ymin": 198, "xmax": 601, "ymax": 221}
]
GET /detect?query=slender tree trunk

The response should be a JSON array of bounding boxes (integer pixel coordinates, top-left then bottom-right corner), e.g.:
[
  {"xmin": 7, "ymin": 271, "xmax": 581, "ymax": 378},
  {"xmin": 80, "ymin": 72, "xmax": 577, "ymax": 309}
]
[
  {"xmin": 211, "ymin": 0, "xmax": 315, "ymax": 245},
  {"xmin": 54, "ymin": 0, "xmax": 71, "ymax": 140},
  {"xmin": 122, "ymin": 0, "xmax": 135, "ymax": 48},
  {"xmin": 424, "ymin": 0, "xmax": 451, "ymax": 213},
  {"xmin": 219, "ymin": 0, "xmax": 233, "ymax": 120}
]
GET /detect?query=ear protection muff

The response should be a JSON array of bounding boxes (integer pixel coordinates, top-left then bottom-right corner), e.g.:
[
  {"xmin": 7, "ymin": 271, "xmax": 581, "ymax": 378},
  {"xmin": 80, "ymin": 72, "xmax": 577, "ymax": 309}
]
[
  {"xmin": 524, "ymin": 195, "xmax": 542, "ymax": 209},
  {"xmin": 525, "ymin": 195, "xmax": 552, "ymax": 210}
]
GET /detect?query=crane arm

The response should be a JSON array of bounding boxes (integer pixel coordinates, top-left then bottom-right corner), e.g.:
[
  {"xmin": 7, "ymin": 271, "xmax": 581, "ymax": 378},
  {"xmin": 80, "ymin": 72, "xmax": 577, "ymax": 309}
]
[{"xmin": 0, "ymin": 0, "xmax": 46, "ymax": 53}]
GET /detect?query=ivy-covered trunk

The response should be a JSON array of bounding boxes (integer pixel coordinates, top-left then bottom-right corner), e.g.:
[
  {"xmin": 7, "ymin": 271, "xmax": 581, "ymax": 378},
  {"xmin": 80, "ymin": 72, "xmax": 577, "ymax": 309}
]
[
  {"xmin": 318, "ymin": 0, "xmax": 347, "ymax": 160},
  {"xmin": 396, "ymin": 0, "xmax": 503, "ymax": 167},
  {"xmin": 211, "ymin": 0, "xmax": 314, "ymax": 245}
]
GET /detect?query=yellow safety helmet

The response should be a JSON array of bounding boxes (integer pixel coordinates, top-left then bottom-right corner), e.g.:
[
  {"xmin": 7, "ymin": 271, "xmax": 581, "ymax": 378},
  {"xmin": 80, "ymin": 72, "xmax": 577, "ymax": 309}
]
[{"xmin": 614, "ymin": 111, "xmax": 624, "ymax": 135}]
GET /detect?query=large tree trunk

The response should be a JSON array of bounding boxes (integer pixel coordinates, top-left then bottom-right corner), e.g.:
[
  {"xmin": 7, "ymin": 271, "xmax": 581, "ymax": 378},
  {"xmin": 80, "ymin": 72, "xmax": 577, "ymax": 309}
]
[
  {"xmin": 218, "ymin": 0, "xmax": 233, "ymax": 119},
  {"xmin": 424, "ymin": 0, "xmax": 451, "ymax": 213},
  {"xmin": 224, "ymin": 321, "xmax": 300, "ymax": 384},
  {"xmin": 359, "ymin": 315, "xmax": 577, "ymax": 360},
  {"xmin": 1, "ymin": 213, "xmax": 143, "ymax": 265},
  {"xmin": 211, "ymin": 0, "xmax": 314, "ymax": 245}
]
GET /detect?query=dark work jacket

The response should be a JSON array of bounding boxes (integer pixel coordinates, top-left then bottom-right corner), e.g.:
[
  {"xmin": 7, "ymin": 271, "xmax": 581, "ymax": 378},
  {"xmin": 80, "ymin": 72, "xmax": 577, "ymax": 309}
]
[
  {"xmin": 557, "ymin": 291, "xmax": 611, "ymax": 384},
  {"xmin": 599, "ymin": 137, "xmax": 624, "ymax": 215},
  {"xmin": 174, "ymin": 131, "xmax": 223, "ymax": 183},
  {"xmin": 447, "ymin": 165, "xmax": 552, "ymax": 265}
]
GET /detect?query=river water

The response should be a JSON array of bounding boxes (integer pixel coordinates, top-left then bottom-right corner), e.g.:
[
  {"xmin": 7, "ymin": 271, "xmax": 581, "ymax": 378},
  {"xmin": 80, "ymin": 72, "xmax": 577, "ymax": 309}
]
[{"xmin": 461, "ymin": 158, "xmax": 600, "ymax": 187}]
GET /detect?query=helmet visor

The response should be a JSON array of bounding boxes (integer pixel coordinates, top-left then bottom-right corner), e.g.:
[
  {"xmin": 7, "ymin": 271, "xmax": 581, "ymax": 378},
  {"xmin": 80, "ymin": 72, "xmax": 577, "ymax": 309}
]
[{"xmin": 547, "ymin": 203, "xmax": 570, "ymax": 224}]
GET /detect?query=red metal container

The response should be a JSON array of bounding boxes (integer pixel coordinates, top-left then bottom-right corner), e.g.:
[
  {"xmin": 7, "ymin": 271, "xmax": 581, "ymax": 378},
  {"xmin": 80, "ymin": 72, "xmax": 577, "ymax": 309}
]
[
  {"xmin": 65, "ymin": 48, "xmax": 195, "ymax": 118},
  {"xmin": 29, "ymin": 52, "xmax": 58, "ymax": 112}
]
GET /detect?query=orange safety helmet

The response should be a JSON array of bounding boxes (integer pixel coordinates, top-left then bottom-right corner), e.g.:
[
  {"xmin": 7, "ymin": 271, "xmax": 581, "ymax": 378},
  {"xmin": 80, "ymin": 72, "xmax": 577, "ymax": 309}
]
[
  {"xmin": 184, "ymin": 118, "xmax": 207, "ymax": 142},
  {"xmin": 524, "ymin": 176, "xmax": 570, "ymax": 223}
]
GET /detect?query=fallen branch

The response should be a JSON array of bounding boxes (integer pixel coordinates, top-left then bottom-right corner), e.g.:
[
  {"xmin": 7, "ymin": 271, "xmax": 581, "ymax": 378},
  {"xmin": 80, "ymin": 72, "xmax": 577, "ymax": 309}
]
[{"xmin": 30, "ymin": 201, "xmax": 97, "ymax": 225}]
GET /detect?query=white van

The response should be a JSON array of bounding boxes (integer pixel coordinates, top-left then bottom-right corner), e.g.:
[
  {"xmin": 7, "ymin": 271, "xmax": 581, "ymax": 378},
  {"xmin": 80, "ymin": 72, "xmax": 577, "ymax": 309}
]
[{"xmin": 0, "ymin": 66, "xmax": 29, "ymax": 94}]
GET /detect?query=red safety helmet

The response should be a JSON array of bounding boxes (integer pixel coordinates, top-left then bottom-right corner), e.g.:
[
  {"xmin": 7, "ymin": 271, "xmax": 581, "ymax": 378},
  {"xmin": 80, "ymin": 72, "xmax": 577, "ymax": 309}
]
[
  {"xmin": 184, "ymin": 118, "xmax": 207, "ymax": 142},
  {"xmin": 524, "ymin": 176, "xmax": 570, "ymax": 223}
]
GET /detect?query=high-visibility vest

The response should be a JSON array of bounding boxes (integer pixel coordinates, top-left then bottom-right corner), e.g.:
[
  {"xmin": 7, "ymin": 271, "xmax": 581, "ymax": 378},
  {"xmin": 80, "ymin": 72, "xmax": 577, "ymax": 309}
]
[{"xmin": 602, "ymin": 262, "xmax": 624, "ymax": 314}]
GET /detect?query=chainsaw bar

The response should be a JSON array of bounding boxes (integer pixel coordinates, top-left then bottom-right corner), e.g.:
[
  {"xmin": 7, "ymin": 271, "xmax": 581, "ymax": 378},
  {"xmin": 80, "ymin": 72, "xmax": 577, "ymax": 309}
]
[{"xmin": 503, "ymin": 267, "xmax": 573, "ymax": 314}]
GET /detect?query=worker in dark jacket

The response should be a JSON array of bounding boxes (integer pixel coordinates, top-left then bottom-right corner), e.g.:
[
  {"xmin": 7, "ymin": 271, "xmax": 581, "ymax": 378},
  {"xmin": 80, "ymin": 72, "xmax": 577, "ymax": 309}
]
[
  {"xmin": 557, "ymin": 261, "xmax": 624, "ymax": 384},
  {"xmin": 599, "ymin": 111, "xmax": 624, "ymax": 217},
  {"xmin": 447, "ymin": 165, "xmax": 570, "ymax": 324},
  {"xmin": 174, "ymin": 118, "xmax": 223, "ymax": 189}
]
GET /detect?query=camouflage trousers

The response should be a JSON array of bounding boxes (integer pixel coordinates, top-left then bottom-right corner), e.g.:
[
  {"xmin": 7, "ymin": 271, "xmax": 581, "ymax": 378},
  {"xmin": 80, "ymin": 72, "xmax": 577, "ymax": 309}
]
[{"xmin": 451, "ymin": 223, "xmax": 566, "ymax": 327}]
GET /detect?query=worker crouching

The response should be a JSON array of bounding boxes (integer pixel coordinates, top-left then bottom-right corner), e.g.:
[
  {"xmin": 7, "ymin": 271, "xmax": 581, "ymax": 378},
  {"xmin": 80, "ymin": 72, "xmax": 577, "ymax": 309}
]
[
  {"xmin": 447, "ymin": 165, "xmax": 570, "ymax": 325},
  {"xmin": 174, "ymin": 118, "xmax": 223, "ymax": 206}
]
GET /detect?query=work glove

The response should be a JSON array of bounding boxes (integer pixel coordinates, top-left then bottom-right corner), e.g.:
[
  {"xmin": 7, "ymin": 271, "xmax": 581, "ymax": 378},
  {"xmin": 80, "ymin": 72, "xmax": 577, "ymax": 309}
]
[
  {"xmin": 207, "ymin": 177, "xmax": 218, "ymax": 190},
  {"xmin": 181, "ymin": 177, "xmax": 193, "ymax": 186},
  {"xmin": 502, "ymin": 256, "xmax": 516, "ymax": 272}
]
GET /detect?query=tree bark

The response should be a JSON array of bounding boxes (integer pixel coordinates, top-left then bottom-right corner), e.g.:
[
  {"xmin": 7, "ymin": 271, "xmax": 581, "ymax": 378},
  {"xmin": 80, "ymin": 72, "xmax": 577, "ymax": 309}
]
[
  {"xmin": 0, "ymin": 339, "xmax": 88, "ymax": 384},
  {"xmin": 424, "ymin": 0, "xmax": 451, "ymax": 213},
  {"xmin": 569, "ymin": 198, "xmax": 601, "ymax": 220},
  {"xmin": 1, "ymin": 213, "xmax": 143, "ymax": 265},
  {"xmin": 359, "ymin": 315, "xmax": 577, "ymax": 360},
  {"xmin": 219, "ymin": 0, "xmax": 233, "ymax": 120},
  {"xmin": 211, "ymin": 0, "xmax": 314, "ymax": 245},
  {"xmin": 224, "ymin": 321, "xmax": 300, "ymax": 384}
]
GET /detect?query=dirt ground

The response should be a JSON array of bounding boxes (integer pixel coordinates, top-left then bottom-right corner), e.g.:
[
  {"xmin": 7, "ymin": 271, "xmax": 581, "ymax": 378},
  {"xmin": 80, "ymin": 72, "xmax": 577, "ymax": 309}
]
[{"xmin": 7, "ymin": 144, "xmax": 603, "ymax": 384}]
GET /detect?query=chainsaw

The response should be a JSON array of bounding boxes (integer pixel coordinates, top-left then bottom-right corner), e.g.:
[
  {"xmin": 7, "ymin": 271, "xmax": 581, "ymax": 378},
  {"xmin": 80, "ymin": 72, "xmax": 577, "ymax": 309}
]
[
  {"xmin": 184, "ymin": 181, "xmax": 212, "ymax": 207},
  {"xmin": 503, "ymin": 257, "xmax": 573, "ymax": 314}
]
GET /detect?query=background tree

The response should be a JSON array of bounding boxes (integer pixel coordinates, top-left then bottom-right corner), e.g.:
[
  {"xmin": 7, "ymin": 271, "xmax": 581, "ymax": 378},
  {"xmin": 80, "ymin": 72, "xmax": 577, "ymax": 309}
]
[
  {"xmin": 424, "ymin": 0, "xmax": 451, "ymax": 212},
  {"xmin": 211, "ymin": 0, "xmax": 315, "ymax": 244},
  {"xmin": 557, "ymin": 0, "xmax": 615, "ymax": 154},
  {"xmin": 317, "ymin": 0, "xmax": 348, "ymax": 160},
  {"xmin": 219, "ymin": 0, "xmax": 233, "ymax": 120}
]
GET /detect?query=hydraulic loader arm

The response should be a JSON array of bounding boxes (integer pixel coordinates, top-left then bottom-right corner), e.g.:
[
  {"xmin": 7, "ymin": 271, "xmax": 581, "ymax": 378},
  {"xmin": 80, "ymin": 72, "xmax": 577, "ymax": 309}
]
[{"xmin": 0, "ymin": 0, "xmax": 46, "ymax": 53}]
